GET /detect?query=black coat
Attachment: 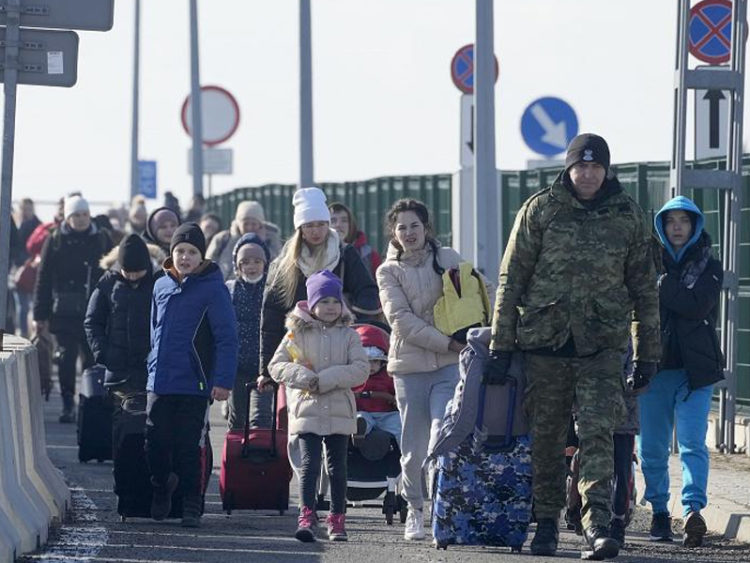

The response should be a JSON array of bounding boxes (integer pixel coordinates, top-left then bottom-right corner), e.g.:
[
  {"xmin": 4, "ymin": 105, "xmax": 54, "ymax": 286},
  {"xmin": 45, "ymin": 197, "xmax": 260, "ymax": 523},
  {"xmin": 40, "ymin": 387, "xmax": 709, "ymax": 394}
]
[
  {"xmin": 659, "ymin": 232, "xmax": 724, "ymax": 390},
  {"xmin": 260, "ymin": 243, "xmax": 381, "ymax": 377},
  {"xmin": 84, "ymin": 269, "xmax": 154, "ymax": 378},
  {"xmin": 33, "ymin": 223, "xmax": 113, "ymax": 333}
]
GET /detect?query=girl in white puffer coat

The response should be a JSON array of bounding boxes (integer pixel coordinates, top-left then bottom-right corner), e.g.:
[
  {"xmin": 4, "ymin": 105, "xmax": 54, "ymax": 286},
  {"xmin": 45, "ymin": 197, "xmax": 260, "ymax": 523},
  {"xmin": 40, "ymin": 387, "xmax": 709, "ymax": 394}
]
[{"xmin": 268, "ymin": 270, "xmax": 368, "ymax": 543}]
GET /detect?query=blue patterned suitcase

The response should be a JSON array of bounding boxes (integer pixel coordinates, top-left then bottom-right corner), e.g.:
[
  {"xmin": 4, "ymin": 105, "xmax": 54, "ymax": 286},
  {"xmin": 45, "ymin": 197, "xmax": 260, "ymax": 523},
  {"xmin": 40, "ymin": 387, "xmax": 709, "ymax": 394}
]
[{"xmin": 431, "ymin": 379, "xmax": 532, "ymax": 551}]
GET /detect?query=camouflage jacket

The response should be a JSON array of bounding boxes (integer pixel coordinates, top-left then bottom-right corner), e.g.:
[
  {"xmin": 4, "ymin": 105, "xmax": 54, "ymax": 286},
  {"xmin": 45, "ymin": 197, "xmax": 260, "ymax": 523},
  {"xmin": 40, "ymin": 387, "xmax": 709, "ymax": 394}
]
[{"xmin": 490, "ymin": 175, "xmax": 660, "ymax": 362}]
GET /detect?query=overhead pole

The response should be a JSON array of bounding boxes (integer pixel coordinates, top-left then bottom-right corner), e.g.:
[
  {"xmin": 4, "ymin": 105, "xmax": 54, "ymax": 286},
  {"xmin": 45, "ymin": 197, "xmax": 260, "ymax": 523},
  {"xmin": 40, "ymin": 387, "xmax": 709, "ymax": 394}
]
[
  {"xmin": 474, "ymin": 0, "xmax": 499, "ymax": 278},
  {"xmin": 299, "ymin": 0, "xmax": 314, "ymax": 189},
  {"xmin": 130, "ymin": 0, "xmax": 140, "ymax": 200}
]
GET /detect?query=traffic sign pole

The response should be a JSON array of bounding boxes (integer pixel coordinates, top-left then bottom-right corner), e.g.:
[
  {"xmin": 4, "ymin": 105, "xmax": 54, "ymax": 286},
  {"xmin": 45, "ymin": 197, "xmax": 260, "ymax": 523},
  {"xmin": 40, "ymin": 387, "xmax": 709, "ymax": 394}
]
[
  {"xmin": 299, "ymin": 0, "xmax": 314, "ymax": 189},
  {"xmin": 189, "ymin": 0, "xmax": 204, "ymax": 197},
  {"xmin": 130, "ymin": 0, "xmax": 140, "ymax": 200},
  {"xmin": 474, "ymin": 0, "xmax": 499, "ymax": 280},
  {"xmin": 0, "ymin": 0, "xmax": 20, "ymax": 335}
]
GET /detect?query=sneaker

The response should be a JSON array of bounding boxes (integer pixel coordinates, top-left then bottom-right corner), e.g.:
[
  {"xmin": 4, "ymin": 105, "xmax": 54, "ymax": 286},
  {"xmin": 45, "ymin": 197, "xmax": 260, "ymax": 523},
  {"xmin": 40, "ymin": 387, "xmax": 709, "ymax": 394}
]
[
  {"xmin": 649, "ymin": 512, "xmax": 674, "ymax": 542},
  {"xmin": 530, "ymin": 518, "xmax": 559, "ymax": 556},
  {"xmin": 180, "ymin": 495, "xmax": 203, "ymax": 528},
  {"xmin": 150, "ymin": 472, "xmax": 179, "ymax": 521},
  {"xmin": 295, "ymin": 506, "xmax": 317, "ymax": 543},
  {"xmin": 582, "ymin": 525, "xmax": 620, "ymax": 560},
  {"xmin": 683, "ymin": 510, "xmax": 707, "ymax": 548},
  {"xmin": 609, "ymin": 518, "xmax": 626, "ymax": 549},
  {"xmin": 355, "ymin": 416, "xmax": 368, "ymax": 437},
  {"xmin": 404, "ymin": 507, "xmax": 425, "ymax": 540},
  {"xmin": 59, "ymin": 394, "xmax": 76, "ymax": 423},
  {"xmin": 326, "ymin": 513, "xmax": 348, "ymax": 541}
]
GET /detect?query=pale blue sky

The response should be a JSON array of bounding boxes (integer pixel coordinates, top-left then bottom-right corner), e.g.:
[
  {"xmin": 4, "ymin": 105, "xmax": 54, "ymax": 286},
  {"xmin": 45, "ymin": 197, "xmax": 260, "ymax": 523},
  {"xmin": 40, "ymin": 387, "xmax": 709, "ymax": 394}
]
[{"xmin": 6, "ymin": 1, "xmax": 745, "ymax": 218}]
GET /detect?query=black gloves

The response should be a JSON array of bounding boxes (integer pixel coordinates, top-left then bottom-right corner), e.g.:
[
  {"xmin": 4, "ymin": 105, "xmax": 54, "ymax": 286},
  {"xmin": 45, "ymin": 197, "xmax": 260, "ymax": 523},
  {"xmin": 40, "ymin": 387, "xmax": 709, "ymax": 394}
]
[
  {"xmin": 627, "ymin": 361, "xmax": 657, "ymax": 395},
  {"xmin": 483, "ymin": 350, "xmax": 513, "ymax": 385}
]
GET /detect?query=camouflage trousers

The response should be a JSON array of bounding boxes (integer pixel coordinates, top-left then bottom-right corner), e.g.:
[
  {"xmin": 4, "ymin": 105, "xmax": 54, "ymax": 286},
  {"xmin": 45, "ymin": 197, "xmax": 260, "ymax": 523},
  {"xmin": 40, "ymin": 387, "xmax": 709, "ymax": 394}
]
[{"xmin": 524, "ymin": 349, "xmax": 626, "ymax": 528}]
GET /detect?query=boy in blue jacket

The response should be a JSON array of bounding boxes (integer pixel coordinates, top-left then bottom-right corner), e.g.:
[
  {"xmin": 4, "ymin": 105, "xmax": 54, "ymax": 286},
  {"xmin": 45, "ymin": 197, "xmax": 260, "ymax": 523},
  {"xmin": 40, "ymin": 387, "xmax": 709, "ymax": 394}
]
[{"xmin": 146, "ymin": 223, "xmax": 238, "ymax": 528}]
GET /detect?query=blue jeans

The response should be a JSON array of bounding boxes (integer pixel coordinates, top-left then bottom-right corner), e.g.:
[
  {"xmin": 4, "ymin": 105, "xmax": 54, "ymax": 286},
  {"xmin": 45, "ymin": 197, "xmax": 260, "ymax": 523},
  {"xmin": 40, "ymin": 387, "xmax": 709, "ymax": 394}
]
[
  {"xmin": 637, "ymin": 369, "xmax": 713, "ymax": 517},
  {"xmin": 393, "ymin": 364, "xmax": 459, "ymax": 510},
  {"xmin": 14, "ymin": 290, "xmax": 31, "ymax": 338},
  {"xmin": 357, "ymin": 410, "xmax": 402, "ymax": 447}
]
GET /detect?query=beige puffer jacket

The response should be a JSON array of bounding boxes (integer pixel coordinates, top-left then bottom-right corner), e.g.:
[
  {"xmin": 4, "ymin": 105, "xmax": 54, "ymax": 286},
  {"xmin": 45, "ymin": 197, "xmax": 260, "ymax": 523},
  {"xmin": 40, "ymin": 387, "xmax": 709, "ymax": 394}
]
[
  {"xmin": 268, "ymin": 303, "xmax": 369, "ymax": 436},
  {"xmin": 376, "ymin": 242, "xmax": 462, "ymax": 375}
]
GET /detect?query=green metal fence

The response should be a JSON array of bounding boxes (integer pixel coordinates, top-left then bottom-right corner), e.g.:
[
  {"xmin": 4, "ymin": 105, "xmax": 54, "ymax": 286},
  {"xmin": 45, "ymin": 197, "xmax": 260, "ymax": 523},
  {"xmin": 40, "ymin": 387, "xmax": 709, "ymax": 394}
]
[{"xmin": 207, "ymin": 156, "xmax": 749, "ymax": 404}]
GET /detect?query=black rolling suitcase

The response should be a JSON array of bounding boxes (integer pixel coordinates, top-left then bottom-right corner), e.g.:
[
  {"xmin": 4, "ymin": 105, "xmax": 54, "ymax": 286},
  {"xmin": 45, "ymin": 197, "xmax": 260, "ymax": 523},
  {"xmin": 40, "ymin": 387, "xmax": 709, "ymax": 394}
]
[
  {"xmin": 113, "ymin": 395, "xmax": 213, "ymax": 521},
  {"xmin": 77, "ymin": 365, "xmax": 113, "ymax": 462}
]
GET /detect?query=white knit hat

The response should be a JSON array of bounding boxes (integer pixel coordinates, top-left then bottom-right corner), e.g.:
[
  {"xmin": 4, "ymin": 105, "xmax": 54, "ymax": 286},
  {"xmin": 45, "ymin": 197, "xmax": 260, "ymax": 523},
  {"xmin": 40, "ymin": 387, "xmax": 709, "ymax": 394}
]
[
  {"xmin": 235, "ymin": 200, "xmax": 265, "ymax": 223},
  {"xmin": 293, "ymin": 187, "xmax": 330, "ymax": 229},
  {"xmin": 64, "ymin": 195, "xmax": 90, "ymax": 219}
]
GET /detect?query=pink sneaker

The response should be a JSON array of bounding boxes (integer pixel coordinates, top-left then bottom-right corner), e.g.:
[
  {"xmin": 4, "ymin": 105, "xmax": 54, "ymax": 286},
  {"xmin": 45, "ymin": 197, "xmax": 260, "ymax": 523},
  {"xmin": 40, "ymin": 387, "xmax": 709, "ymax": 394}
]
[
  {"xmin": 327, "ymin": 513, "xmax": 348, "ymax": 541},
  {"xmin": 295, "ymin": 506, "xmax": 317, "ymax": 542}
]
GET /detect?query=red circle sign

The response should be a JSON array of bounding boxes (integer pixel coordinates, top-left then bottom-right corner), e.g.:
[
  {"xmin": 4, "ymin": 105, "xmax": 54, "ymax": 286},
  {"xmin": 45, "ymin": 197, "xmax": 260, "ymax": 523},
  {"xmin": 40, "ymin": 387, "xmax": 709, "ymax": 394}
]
[
  {"xmin": 181, "ymin": 85, "xmax": 240, "ymax": 147},
  {"xmin": 450, "ymin": 44, "xmax": 499, "ymax": 94}
]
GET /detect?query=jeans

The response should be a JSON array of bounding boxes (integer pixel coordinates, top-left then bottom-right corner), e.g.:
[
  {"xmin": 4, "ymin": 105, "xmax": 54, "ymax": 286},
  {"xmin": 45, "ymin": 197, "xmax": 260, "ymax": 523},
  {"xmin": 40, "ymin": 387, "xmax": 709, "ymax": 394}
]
[
  {"xmin": 298, "ymin": 433, "xmax": 348, "ymax": 514},
  {"xmin": 145, "ymin": 393, "xmax": 209, "ymax": 496},
  {"xmin": 393, "ymin": 364, "xmax": 459, "ymax": 510},
  {"xmin": 14, "ymin": 290, "xmax": 31, "ymax": 338},
  {"xmin": 357, "ymin": 410, "xmax": 402, "ymax": 447},
  {"xmin": 637, "ymin": 369, "xmax": 713, "ymax": 517},
  {"xmin": 54, "ymin": 326, "xmax": 94, "ymax": 398}
]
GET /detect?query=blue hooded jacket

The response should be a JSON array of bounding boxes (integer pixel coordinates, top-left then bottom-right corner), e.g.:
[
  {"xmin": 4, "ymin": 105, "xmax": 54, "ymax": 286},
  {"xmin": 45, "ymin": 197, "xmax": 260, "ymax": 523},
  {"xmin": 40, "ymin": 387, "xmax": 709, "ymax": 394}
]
[
  {"xmin": 654, "ymin": 195, "xmax": 705, "ymax": 263},
  {"xmin": 148, "ymin": 260, "xmax": 238, "ymax": 396}
]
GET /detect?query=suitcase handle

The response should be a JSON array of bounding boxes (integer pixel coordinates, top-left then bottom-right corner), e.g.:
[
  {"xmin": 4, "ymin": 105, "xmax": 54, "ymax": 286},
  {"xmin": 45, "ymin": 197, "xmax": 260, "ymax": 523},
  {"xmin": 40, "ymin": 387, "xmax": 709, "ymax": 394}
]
[{"xmin": 242, "ymin": 381, "xmax": 279, "ymax": 458}]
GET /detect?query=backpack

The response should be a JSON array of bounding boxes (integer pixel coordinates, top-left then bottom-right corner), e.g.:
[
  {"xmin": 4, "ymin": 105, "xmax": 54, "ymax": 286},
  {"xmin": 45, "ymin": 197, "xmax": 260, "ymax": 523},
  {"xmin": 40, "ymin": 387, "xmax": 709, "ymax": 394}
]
[
  {"xmin": 426, "ymin": 328, "xmax": 527, "ymax": 466},
  {"xmin": 433, "ymin": 262, "xmax": 492, "ymax": 342}
]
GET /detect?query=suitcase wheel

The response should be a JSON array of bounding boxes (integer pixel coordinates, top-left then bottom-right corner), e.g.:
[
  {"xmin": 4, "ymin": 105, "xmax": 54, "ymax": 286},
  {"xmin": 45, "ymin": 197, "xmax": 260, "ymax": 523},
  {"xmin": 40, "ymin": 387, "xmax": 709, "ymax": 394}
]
[
  {"xmin": 398, "ymin": 497, "xmax": 408, "ymax": 524},
  {"xmin": 510, "ymin": 545, "xmax": 522, "ymax": 553},
  {"xmin": 120, "ymin": 515, "xmax": 126, "ymax": 523},
  {"xmin": 279, "ymin": 510, "xmax": 285, "ymax": 516}
]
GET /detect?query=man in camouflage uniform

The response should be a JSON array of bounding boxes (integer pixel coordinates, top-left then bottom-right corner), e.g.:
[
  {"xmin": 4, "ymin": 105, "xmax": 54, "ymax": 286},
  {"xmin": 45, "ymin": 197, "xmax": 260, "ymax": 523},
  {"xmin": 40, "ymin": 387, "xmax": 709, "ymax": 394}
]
[{"xmin": 484, "ymin": 133, "xmax": 660, "ymax": 560}]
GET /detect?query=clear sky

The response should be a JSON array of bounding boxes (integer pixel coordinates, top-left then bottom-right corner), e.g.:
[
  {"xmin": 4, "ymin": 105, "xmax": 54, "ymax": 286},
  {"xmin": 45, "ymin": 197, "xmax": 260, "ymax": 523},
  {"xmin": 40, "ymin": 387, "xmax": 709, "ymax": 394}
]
[{"xmin": 5, "ymin": 1, "xmax": 746, "ymax": 218}]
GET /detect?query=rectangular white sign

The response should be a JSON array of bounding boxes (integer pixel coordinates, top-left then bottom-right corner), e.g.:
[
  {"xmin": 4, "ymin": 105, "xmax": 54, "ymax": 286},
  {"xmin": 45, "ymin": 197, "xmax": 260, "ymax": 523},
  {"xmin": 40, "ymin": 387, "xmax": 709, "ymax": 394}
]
[{"xmin": 188, "ymin": 148, "xmax": 233, "ymax": 175}]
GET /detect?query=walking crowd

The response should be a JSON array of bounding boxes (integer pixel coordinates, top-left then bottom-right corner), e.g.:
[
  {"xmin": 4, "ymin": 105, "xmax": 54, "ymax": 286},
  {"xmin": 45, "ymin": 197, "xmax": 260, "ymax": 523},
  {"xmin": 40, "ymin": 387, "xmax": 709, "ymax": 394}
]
[{"xmin": 5, "ymin": 134, "xmax": 724, "ymax": 560}]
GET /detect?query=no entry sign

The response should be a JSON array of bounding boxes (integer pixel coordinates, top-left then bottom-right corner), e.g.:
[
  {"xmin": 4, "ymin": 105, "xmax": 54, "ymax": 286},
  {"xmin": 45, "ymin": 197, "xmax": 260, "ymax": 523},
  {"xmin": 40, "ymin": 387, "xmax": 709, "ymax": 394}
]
[
  {"xmin": 450, "ymin": 44, "xmax": 498, "ymax": 95},
  {"xmin": 689, "ymin": 0, "xmax": 733, "ymax": 64},
  {"xmin": 181, "ymin": 85, "xmax": 240, "ymax": 147}
]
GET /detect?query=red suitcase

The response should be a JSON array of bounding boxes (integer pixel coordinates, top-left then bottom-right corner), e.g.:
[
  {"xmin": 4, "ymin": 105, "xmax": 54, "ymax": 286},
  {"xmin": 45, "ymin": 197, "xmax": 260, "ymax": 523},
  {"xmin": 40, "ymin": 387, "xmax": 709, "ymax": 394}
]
[{"xmin": 219, "ymin": 383, "xmax": 292, "ymax": 514}]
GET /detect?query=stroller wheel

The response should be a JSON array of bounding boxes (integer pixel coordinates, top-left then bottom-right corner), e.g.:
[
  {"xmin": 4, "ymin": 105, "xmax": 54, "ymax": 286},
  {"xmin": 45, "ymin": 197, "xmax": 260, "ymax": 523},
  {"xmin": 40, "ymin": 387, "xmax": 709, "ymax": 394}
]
[
  {"xmin": 384, "ymin": 491, "xmax": 395, "ymax": 525},
  {"xmin": 398, "ymin": 496, "xmax": 408, "ymax": 524}
]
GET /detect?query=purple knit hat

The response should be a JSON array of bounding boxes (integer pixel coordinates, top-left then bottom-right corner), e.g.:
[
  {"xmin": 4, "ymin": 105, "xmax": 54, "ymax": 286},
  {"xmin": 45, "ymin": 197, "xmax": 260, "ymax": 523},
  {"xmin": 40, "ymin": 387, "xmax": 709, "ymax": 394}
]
[{"xmin": 306, "ymin": 270, "xmax": 343, "ymax": 310}]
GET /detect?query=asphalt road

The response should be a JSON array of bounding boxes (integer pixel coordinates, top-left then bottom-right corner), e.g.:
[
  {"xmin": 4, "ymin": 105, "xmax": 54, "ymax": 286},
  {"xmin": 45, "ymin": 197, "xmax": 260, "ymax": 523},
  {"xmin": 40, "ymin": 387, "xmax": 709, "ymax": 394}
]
[{"xmin": 18, "ymin": 392, "xmax": 750, "ymax": 563}]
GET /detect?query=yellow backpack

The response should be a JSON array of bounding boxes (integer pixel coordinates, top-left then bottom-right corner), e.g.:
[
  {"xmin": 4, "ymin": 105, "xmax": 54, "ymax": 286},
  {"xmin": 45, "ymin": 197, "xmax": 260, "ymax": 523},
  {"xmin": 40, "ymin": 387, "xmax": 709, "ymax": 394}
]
[{"xmin": 433, "ymin": 262, "xmax": 492, "ymax": 340}]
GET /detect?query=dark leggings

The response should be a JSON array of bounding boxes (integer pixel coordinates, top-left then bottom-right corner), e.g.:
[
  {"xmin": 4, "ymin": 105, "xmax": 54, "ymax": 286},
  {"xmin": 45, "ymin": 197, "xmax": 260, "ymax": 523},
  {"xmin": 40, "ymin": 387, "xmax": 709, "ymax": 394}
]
[
  {"xmin": 55, "ymin": 326, "xmax": 94, "ymax": 398},
  {"xmin": 612, "ymin": 433, "xmax": 635, "ymax": 518},
  {"xmin": 298, "ymin": 433, "xmax": 348, "ymax": 514}
]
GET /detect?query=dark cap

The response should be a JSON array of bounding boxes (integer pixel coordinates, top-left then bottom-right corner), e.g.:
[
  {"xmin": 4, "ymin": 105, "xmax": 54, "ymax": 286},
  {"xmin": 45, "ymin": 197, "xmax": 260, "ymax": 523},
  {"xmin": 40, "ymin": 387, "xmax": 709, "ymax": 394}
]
[
  {"xmin": 118, "ymin": 234, "xmax": 151, "ymax": 272},
  {"xmin": 170, "ymin": 222, "xmax": 206, "ymax": 258},
  {"xmin": 565, "ymin": 133, "xmax": 610, "ymax": 171}
]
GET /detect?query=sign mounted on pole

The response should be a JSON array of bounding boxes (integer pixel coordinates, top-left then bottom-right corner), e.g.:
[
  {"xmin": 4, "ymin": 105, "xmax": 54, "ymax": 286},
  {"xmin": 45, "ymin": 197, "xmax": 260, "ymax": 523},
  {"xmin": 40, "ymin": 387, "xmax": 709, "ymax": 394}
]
[
  {"xmin": 188, "ymin": 147, "xmax": 233, "ymax": 175},
  {"xmin": 460, "ymin": 94, "xmax": 474, "ymax": 168},
  {"xmin": 0, "ymin": 28, "xmax": 78, "ymax": 87},
  {"xmin": 689, "ymin": 0, "xmax": 733, "ymax": 64},
  {"xmin": 450, "ymin": 43, "xmax": 498, "ymax": 94},
  {"xmin": 181, "ymin": 85, "xmax": 240, "ymax": 147},
  {"xmin": 138, "ymin": 160, "xmax": 157, "ymax": 198},
  {"xmin": 520, "ymin": 96, "xmax": 578, "ymax": 157},
  {"xmin": 694, "ymin": 65, "xmax": 729, "ymax": 159},
  {"xmin": 0, "ymin": 0, "xmax": 114, "ymax": 31}
]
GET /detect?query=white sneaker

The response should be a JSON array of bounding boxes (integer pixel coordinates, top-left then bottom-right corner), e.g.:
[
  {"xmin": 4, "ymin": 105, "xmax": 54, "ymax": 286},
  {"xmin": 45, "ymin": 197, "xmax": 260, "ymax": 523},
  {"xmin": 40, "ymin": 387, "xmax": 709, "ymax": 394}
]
[{"xmin": 404, "ymin": 508, "xmax": 425, "ymax": 540}]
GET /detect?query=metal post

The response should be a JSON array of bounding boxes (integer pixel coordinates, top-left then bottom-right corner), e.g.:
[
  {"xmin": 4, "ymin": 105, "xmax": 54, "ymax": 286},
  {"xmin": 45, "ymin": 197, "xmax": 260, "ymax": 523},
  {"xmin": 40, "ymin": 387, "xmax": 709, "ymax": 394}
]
[
  {"xmin": 474, "ymin": 0, "xmax": 499, "ymax": 278},
  {"xmin": 0, "ymin": 0, "xmax": 21, "ymax": 335},
  {"xmin": 670, "ymin": 0, "xmax": 690, "ymax": 199},
  {"xmin": 130, "ymin": 0, "xmax": 140, "ymax": 200},
  {"xmin": 299, "ymin": 0, "xmax": 314, "ymax": 188},
  {"xmin": 189, "ymin": 0, "xmax": 204, "ymax": 197}
]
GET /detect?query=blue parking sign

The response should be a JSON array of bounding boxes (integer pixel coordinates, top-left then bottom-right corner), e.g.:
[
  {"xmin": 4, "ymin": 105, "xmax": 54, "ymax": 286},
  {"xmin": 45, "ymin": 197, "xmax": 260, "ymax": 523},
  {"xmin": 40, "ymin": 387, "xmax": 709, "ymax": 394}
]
[{"xmin": 138, "ymin": 160, "xmax": 157, "ymax": 199}]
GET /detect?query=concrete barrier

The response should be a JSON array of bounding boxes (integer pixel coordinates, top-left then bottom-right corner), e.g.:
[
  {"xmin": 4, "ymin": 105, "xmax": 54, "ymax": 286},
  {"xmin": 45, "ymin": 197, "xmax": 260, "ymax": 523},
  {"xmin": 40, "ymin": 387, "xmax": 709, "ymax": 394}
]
[{"xmin": 0, "ymin": 336, "xmax": 70, "ymax": 563}]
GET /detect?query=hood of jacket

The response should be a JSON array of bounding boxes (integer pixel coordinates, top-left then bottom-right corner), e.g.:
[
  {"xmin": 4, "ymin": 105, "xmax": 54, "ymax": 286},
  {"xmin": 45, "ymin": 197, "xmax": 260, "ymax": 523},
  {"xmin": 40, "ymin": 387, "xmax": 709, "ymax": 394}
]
[
  {"xmin": 354, "ymin": 323, "xmax": 389, "ymax": 354},
  {"xmin": 385, "ymin": 239, "xmax": 442, "ymax": 269},
  {"xmin": 144, "ymin": 206, "xmax": 181, "ymax": 248},
  {"xmin": 654, "ymin": 195, "xmax": 705, "ymax": 263},
  {"xmin": 99, "ymin": 242, "xmax": 166, "ymax": 271},
  {"xmin": 285, "ymin": 301, "xmax": 355, "ymax": 333},
  {"xmin": 231, "ymin": 231, "xmax": 271, "ymax": 272}
]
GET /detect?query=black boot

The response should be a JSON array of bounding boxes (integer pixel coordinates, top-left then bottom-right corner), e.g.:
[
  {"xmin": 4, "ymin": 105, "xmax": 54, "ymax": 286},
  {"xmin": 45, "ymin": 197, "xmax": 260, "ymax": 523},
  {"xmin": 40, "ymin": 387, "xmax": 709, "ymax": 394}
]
[
  {"xmin": 582, "ymin": 525, "xmax": 620, "ymax": 560},
  {"xmin": 181, "ymin": 495, "xmax": 203, "ymax": 528},
  {"xmin": 59, "ymin": 394, "xmax": 75, "ymax": 423},
  {"xmin": 150, "ymin": 472, "xmax": 179, "ymax": 521},
  {"xmin": 609, "ymin": 518, "xmax": 626, "ymax": 549},
  {"xmin": 530, "ymin": 517, "xmax": 559, "ymax": 556}
]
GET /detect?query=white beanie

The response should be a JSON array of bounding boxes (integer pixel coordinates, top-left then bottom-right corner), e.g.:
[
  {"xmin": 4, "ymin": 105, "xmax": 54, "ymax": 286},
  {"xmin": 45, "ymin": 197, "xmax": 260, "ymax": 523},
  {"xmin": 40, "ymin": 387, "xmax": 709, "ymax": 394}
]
[
  {"xmin": 293, "ymin": 187, "xmax": 330, "ymax": 229},
  {"xmin": 64, "ymin": 195, "xmax": 89, "ymax": 219},
  {"xmin": 235, "ymin": 200, "xmax": 265, "ymax": 223}
]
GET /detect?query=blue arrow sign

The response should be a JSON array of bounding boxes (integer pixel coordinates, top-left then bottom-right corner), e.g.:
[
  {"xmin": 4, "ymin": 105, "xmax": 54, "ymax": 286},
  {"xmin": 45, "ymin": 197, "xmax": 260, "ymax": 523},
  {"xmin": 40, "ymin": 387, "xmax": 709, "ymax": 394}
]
[
  {"xmin": 520, "ymin": 97, "xmax": 578, "ymax": 157},
  {"xmin": 138, "ymin": 160, "xmax": 157, "ymax": 199}
]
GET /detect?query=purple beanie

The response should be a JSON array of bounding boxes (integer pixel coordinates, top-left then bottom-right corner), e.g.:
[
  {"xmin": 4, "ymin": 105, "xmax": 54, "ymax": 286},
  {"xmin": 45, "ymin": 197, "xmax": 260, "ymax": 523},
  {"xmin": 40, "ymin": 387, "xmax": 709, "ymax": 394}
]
[{"xmin": 306, "ymin": 270, "xmax": 343, "ymax": 310}]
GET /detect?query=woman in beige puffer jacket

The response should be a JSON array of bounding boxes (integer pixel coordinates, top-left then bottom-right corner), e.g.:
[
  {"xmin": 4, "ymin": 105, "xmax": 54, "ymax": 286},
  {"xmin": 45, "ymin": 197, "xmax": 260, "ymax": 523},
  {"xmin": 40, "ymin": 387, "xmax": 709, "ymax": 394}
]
[{"xmin": 376, "ymin": 199, "xmax": 467, "ymax": 541}]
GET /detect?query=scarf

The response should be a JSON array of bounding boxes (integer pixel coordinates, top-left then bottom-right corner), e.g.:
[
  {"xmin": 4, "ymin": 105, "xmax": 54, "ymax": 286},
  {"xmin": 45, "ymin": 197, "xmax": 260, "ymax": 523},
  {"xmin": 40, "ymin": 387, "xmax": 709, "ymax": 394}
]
[
  {"xmin": 680, "ymin": 244, "xmax": 711, "ymax": 289},
  {"xmin": 297, "ymin": 229, "xmax": 341, "ymax": 278}
]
